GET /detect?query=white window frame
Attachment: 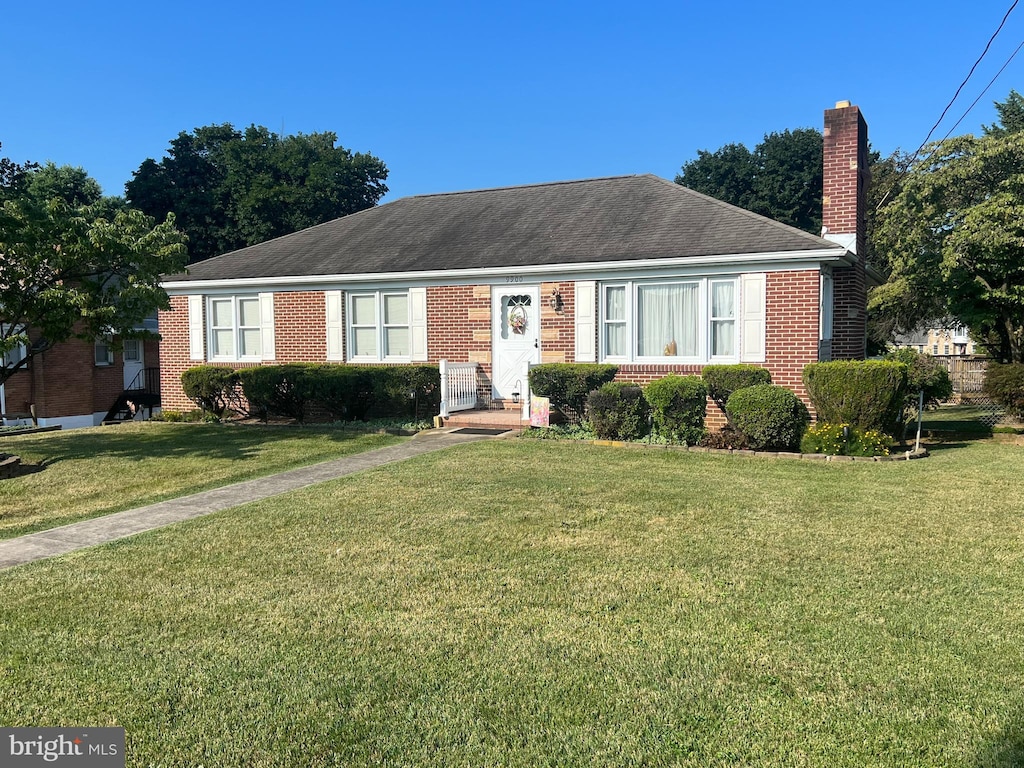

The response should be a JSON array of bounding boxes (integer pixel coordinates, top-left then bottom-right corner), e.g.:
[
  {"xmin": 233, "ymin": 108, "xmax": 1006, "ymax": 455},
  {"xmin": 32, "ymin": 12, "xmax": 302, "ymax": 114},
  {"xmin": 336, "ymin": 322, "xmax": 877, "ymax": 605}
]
[
  {"xmin": 598, "ymin": 277, "xmax": 740, "ymax": 364},
  {"xmin": 207, "ymin": 295, "xmax": 262, "ymax": 362},
  {"xmin": 601, "ymin": 283, "xmax": 629, "ymax": 362},
  {"xmin": 346, "ymin": 290, "xmax": 412, "ymax": 363},
  {"xmin": 708, "ymin": 278, "xmax": 738, "ymax": 361},
  {"xmin": 94, "ymin": 337, "xmax": 114, "ymax": 366}
]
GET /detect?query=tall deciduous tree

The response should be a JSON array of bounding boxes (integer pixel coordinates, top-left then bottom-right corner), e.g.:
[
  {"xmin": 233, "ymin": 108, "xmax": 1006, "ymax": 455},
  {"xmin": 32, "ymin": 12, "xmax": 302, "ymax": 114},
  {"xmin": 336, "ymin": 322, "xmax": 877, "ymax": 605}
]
[
  {"xmin": 676, "ymin": 128, "xmax": 823, "ymax": 234},
  {"xmin": 872, "ymin": 130, "xmax": 1024, "ymax": 362},
  {"xmin": 1, "ymin": 152, "xmax": 187, "ymax": 386},
  {"xmin": 126, "ymin": 125, "xmax": 389, "ymax": 262}
]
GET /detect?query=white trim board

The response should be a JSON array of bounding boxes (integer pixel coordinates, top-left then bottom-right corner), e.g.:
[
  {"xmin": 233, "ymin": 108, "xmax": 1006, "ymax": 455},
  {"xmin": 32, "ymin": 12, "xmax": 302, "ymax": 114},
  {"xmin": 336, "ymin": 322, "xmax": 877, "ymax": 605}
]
[{"xmin": 163, "ymin": 248, "xmax": 852, "ymax": 294}]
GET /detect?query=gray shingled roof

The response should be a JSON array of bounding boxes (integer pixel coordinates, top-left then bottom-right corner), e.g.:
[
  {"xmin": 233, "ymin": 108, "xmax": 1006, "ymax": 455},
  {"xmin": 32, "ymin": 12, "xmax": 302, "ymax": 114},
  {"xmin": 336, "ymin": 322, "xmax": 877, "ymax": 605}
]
[{"xmin": 165, "ymin": 174, "xmax": 843, "ymax": 282}]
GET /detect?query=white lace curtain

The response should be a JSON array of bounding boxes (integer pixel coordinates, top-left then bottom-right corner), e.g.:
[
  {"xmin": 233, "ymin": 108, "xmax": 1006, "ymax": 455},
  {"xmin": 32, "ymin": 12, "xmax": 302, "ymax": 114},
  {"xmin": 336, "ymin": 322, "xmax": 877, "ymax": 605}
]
[{"xmin": 638, "ymin": 283, "xmax": 698, "ymax": 357}]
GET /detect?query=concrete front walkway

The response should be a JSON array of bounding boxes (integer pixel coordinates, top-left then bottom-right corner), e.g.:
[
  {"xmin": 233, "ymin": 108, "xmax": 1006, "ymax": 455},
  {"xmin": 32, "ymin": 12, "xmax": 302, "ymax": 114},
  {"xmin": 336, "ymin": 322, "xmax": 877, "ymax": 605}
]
[{"xmin": 0, "ymin": 429, "xmax": 497, "ymax": 571}]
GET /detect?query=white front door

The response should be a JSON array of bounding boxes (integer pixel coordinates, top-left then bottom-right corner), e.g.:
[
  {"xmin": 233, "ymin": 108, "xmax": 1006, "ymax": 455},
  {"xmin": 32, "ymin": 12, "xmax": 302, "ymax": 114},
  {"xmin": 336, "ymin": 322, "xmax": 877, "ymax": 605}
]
[
  {"xmin": 123, "ymin": 339, "xmax": 144, "ymax": 390},
  {"xmin": 492, "ymin": 285, "xmax": 540, "ymax": 400}
]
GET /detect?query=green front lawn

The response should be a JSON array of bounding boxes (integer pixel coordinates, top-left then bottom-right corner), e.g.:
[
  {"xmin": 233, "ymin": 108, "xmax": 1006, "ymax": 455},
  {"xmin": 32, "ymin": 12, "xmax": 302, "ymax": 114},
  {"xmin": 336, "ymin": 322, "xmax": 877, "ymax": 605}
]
[
  {"xmin": 0, "ymin": 422, "xmax": 403, "ymax": 539},
  {"xmin": 1, "ymin": 439, "xmax": 1022, "ymax": 766}
]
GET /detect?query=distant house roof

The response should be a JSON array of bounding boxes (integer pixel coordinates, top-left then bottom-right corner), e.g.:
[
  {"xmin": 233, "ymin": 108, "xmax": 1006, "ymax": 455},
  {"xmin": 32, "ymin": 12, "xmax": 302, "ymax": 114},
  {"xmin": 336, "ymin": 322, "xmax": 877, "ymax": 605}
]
[{"xmin": 164, "ymin": 174, "xmax": 846, "ymax": 284}]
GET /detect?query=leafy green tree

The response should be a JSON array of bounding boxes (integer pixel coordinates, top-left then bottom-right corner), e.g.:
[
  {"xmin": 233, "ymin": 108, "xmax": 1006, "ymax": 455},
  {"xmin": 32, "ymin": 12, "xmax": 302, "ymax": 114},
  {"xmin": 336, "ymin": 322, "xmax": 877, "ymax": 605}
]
[
  {"xmin": 676, "ymin": 128, "xmax": 823, "ymax": 234},
  {"xmin": 126, "ymin": 124, "xmax": 388, "ymax": 262},
  {"xmin": 23, "ymin": 161, "xmax": 126, "ymax": 219},
  {"xmin": 0, "ymin": 142, "xmax": 37, "ymax": 199},
  {"xmin": 872, "ymin": 130, "xmax": 1024, "ymax": 362},
  {"xmin": 1, "ymin": 151, "xmax": 187, "ymax": 385},
  {"xmin": 984, "ymin": 89, "xmax": 1024, "ymax": 137}
]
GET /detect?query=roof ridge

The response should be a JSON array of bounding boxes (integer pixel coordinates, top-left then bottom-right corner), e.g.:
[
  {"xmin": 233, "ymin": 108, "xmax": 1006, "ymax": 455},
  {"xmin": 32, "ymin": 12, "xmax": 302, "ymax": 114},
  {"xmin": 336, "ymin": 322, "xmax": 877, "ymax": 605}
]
[{"xmin": 403, "ymin": 174, "xmax": 652, "ymax": 200}]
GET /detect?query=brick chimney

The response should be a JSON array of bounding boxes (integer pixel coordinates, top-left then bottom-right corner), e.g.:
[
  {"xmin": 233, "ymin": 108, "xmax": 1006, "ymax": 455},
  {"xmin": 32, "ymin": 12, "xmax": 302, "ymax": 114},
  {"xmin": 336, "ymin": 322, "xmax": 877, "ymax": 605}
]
[{"xmin": 822, "ymin": 100, "xmax": 869, "ymax": 360}]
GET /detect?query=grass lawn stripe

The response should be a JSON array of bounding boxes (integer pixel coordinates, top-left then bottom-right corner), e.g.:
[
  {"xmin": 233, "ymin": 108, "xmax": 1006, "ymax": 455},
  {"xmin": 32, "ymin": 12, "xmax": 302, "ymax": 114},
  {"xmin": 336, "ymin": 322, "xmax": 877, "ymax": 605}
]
[
  {"xmin": 0, "ymin": 422, "xmax": 404, "ymax": 540},
  {"xmin": 0, "ymin": 440, "xmax": 1022, "ymax": 766}
]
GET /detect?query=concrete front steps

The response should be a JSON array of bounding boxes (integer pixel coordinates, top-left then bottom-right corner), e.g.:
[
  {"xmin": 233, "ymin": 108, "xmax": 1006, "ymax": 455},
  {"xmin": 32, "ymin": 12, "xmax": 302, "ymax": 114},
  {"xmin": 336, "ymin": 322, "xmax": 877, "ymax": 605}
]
[{"xmin": 441, "ymin": 401, "xmax": 530, "ymax": 432}]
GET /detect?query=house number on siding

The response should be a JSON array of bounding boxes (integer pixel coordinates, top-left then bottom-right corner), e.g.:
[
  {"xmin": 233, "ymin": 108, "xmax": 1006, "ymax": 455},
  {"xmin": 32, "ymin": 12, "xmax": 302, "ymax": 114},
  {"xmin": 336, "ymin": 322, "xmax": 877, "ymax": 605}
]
[{"xmin": 505, "ymin": 276, "xmax": 525, "ymax": 283}]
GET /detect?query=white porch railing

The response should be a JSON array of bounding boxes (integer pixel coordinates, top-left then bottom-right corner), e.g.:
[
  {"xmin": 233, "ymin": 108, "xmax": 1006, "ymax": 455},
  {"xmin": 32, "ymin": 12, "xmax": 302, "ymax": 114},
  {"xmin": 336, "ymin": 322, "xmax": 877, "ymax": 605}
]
[{"xmin": 439, "ymin": 360, "xmax": 478, "ymax": 418}]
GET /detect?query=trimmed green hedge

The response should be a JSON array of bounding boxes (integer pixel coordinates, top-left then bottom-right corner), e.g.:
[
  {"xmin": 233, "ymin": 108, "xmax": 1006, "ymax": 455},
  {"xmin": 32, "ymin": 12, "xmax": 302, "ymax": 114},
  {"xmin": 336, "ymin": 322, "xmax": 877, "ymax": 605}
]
[
  {"xmin": 586, "ymin": 382, "xmax": 649, "ymax": 441},
  {"xmin": 237, "ymin": 364, "xmax": 440, "ymax": 423},
  {"xmin": 239, "ymin": 364, "xmax": 310, "ymax": 421},
  {"xmin": 528, "ymin": 364, "xmax": 618, "ymax": 423},
  {"xmin": 726, "ymin": 384, "xmax": 810, "ymax": 451},
  {"xmin": 702, "ymin": 364, "xmax": 772, "ymax": 413},
  {"xmin": 180, "ymin": 365, "xmax": 242, "ymax": 418},
  {"xmin": 803, "ymin": 361, "xmax": 908, "ymax": 436},
  {"xmin": 643, "ymin": 375, "xmax": 707, "ymax": 445}
]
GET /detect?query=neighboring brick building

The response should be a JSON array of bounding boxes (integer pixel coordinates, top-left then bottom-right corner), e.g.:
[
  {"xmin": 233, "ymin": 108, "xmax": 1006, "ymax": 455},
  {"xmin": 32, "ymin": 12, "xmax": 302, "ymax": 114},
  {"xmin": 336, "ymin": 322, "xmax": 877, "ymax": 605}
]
[
  {"xmin": 1, "ymin": 330, "xmax": 160, "ymax": 430},
  {"xmin": 160, "ymin": 103, "xmax": 870, "ymax": 419}
]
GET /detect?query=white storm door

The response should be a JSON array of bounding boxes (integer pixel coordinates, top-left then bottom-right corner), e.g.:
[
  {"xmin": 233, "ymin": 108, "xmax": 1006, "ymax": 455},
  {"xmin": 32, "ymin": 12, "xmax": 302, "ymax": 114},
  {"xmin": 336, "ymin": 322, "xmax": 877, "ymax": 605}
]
[
  {"xmin": 491, "ymin": 286, "xmax": 540, "ymax": 400},
  {"xmin": 123, "ymin": 339, "xmax": 144, "ymax": 389}
]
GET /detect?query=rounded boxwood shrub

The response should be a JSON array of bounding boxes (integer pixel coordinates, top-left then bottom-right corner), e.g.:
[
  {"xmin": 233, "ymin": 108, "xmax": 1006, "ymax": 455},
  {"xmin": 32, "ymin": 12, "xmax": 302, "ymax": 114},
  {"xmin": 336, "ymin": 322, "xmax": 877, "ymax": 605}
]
[
  {"xmin": 586, "ymin": 382, "xmax": 649, "ymax": 440},
  {"xmin": 643, "ymin": 375, "xmax": 706, "ymax": 445},
  {"xmin": 983, "ymin": 362, "xmax": 1024, "ymax": 419},
  {"xmin": 702, "ymin": 364, "xmax": 771, "ymax": 413},
  {"xmin": 181, "ymin": 365, "xmax": 241, "ymax": 418},
  {"xmin": 726, "ymin": 384, "xmax": 810, "ymax": 451},
  {"xmin": 528, "ymin": 364, "xmax": 618, "ymax": 423}
]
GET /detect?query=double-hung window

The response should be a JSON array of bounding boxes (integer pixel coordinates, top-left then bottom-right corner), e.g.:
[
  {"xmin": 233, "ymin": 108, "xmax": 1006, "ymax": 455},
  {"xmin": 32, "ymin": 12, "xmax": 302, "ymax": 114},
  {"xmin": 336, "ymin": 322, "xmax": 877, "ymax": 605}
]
[
  {"xmin": 348, "ymin": 291, "xmax": 410, "ymax": 362},
  {"xmin": 208, "ymin": 296, "xmax": 262, "ymax": 361},
  {"xmin": 94, "ymin": 337, "xmax": 114, "ymax": 366},
  {"xmin": 600, "ymin": 277, "xmax": 740, "ymax": 363}
]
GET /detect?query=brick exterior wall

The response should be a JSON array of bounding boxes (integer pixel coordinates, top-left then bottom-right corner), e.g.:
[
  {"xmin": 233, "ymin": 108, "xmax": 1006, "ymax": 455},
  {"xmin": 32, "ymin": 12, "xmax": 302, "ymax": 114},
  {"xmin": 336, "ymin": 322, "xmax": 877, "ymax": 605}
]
[
  {"xmin": 158, "ymin": 296, "xmax": 195, "ymax": 412},
  {"xmin": 2, "ymin": 332, "xmax": 144, "ymax": 422},
  {"xmin": 823, "ymin": 103, "xmax": 869, "ymax": 360},
  {"xmin": 160, "ymin": 271, "xmax": 825, "ymax": 423}
]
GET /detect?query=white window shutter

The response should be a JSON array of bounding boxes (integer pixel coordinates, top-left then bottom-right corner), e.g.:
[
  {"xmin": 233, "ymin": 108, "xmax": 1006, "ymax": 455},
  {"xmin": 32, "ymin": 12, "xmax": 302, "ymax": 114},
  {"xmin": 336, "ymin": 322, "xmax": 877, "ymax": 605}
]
[
  {"xmin": 409, "ymin": 287, "xmax": 428, "ymax": 361},
  {"xmin": 188, "ymin": 295, "xmax": 205, "ymax": 361},
  {"xmin": 325, "ymin": 291, "xmax": 344, "ymax": 361},
  {"xmin": 574, "ymin": 281, "xmax": 597, "ymax": 362},
  {"xmin": 259, "ymin": 292, "xmax": 275, "ymax": 361},
  {"xmin": 740, "ymin": 273, "xmax": 766, "ymax": 363}
]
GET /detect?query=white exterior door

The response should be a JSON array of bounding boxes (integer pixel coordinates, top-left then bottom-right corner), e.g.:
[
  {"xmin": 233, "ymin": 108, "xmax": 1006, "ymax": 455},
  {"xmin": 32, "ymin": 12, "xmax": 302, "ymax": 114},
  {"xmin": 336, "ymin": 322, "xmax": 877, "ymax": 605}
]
[
  {"xmin": 123, "ymin": 339, "xmax": 144, "ymax": 390},
  {"xmin": 492, "ymin": 286, "xmax": 540, "ymax": 400}
]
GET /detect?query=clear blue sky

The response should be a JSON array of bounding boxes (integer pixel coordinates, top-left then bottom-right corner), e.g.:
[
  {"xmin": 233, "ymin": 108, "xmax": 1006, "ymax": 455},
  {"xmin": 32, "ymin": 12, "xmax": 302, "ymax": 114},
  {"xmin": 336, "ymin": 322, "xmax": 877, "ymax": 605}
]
[{"xmin": 4, "ymin": 0, "xmax": 1023, "ymax": 203}]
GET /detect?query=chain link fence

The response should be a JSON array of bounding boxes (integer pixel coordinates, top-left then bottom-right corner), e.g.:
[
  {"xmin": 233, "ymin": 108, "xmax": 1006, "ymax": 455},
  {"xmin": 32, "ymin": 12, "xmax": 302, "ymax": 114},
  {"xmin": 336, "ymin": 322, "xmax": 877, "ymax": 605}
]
[{"xmin": 930, "ymin": 356, "xmax": 1004, "ymax": 428}]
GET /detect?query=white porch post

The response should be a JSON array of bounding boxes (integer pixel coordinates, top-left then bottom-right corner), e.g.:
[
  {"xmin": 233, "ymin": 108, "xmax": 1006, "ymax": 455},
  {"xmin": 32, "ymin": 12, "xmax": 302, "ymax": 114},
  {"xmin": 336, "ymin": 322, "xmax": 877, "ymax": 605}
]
[{"xmin": 439, "ymin": 359, "xmax": 450, "ymax": 419}]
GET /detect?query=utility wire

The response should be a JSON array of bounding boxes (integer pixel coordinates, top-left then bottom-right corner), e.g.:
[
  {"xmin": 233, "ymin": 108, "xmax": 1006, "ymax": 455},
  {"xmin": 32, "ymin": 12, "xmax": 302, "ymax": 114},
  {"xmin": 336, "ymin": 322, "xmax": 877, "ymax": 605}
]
[
  {"xmin": 916, "ymin": 0, "xmax": 1019, "ymax": 150},
  {"xmin": 940, "ymin": 38, "xmax": 1024, "ymax": 141},
  {"xmin": 874, "ymin": 0, "xmax": 1021, "ymax": 210}
]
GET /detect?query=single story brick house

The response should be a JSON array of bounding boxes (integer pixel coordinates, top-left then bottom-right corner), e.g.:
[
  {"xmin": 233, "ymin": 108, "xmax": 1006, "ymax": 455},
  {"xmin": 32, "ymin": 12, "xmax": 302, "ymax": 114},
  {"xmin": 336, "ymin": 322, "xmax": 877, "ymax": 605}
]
[{"xmin": 159, "ymin": 102, "xmax": 871, "ymax": 422}]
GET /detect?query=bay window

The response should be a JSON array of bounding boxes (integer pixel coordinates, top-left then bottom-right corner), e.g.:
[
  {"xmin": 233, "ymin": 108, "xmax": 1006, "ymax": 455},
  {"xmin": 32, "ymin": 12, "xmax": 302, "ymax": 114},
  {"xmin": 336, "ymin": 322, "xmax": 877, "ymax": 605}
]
[{"xmin": 599, "ymin": 277, "xmax": 741, "ymax": 362}]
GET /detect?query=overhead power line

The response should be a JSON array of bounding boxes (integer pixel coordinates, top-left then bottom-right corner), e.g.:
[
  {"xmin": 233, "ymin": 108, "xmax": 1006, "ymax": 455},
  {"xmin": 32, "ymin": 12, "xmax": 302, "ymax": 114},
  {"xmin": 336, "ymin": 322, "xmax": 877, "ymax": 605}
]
[
  {"xmin": 916, "ymin": 0, "xmax": 1019, "ymax": 152},
  {"xmin": 940, "ymin": 38, "xmax": 1024, "ymax": 141},
  {"xmin": 874, "ymin": 0, "xmax": 1021, "ymax": 211}
]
